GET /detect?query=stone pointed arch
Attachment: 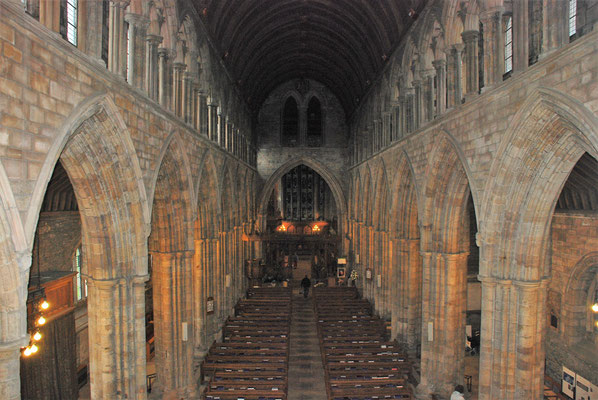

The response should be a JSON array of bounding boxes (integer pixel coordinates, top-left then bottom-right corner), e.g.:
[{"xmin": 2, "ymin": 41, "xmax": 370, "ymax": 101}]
[
  {"xmin": 389, "ymin": 150, "xmax": 422, "ymax": 239},
  {"xmin": 352, "ymin": 172, "xmax": 362, "ymax": 223},
  {"xmin": 0, "ymin": 162, "xmax": 28, "ymax": 392},
  {"xmin": 561, "ymin": 252, "xmax": 598, "ymax": 346},
  {"xmin": 481, "ymin": 87, "xmax": 598, "ymax": 280},
  {"xmin": 26, "ymin": 93, "xmax": 150, "ymax": 248},
  {"xmin": 34, "ymin": 93, "xmax": 151, "ymax": 399},
  {"xmin": 148, "ymin": 131, "xmax": 195, "ymax": 397},
  {"xmin": 388, "ymin": 150, "xmax": 422, "ymax": 357},
  {"xmin": 149, "ymin": 130, "xmax": 196, "ymax": 224},
  {"xmin": 421, "ymin": 129, "xmax": 480, "ymax": 249},
  {"xmin": 258, "ymin": 157, "xmax": 347, "ymax": 219},
  {"xmin": 220, "ymin": 161, "xmax": 238, "ymax": 231},
  {"xmin": 0, "ymin": 196, "xmax": 26, "ymax": 398},
  {"xmin": 372, "ymin": 160, "xmax": 391, "ymax": 232},
  {"xmin": 360, "ymin": 163, "xmax": 374, "ymax": 227},
  {"xmin": 478, "ymin": 88, "xmax": 598, "ymax": 400},
  {"xmin": 195, "ymin": 150, "xmax": 221, "ymax": 238},
  {"xmin": 418, "ymin": 130, "xmax": 475, "ymax": 398}
]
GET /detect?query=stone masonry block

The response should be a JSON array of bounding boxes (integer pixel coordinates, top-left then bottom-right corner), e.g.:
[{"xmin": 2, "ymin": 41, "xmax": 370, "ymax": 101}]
[
  {"xmin": 0, "ymin": 22, "xmax": 14, "ymax": 44},
  {"xmin": 3, "ymin": 42, "xmax": 21, "ymax": 64},
  {"xmin": 0, "ymin": 77, "xmax": 21, "ymax": 98}
]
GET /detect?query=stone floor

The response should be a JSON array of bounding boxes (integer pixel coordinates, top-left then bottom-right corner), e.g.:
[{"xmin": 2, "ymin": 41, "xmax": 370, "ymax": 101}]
[{"xmin": 287, "ymin": 288, "xmax": 328, "ymax": 400}]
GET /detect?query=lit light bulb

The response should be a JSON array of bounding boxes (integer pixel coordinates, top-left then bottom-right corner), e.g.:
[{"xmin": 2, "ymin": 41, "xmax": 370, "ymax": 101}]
[
  {"xmin": 30, "ymin": 344, "xmax": 38, "ymax": 354},
  {"xmin": 33, "ymin": 331, "xmax": 42, "ymax": 341},
  {"xmin": 37, "ymin": 316, "xmax": 46, "ymax": 326},
  {"xmin": 40, "ymin": 300, "xmax": 49, "ymax": 310},
  {"xmin": 592, "ymin": 303, "xmax": 598, "ymax": 313},
  {"xmin": 23, "ymin": 347, "xmax": 32, "ymax": 356}
]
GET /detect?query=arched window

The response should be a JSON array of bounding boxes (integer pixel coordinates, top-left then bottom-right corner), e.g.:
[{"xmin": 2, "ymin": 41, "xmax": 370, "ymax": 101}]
[
  {"xmin": 504, "ymin": 15, "xmax": 513, "ymax": 78},
  {"xmin": 569, "ymin": 0, "xmax": 577, "ymax": 39},
  {"xmin": 101, "ymin": 0, "xmax": 109, "ymax": 65},
  {"xmin": 73, "ymin": 245, "xmax": 86, "ymax": 301},
  {"xmin": 60, "ymin": 0, "xmax": 78, "ymax": 46},
  {"xmin": 282, "ymin": 97, "xmax": 299, "ymax": 146},
  {"xmin": 306, "ymin": 97, "xmax": 323, "ymax": 147}
]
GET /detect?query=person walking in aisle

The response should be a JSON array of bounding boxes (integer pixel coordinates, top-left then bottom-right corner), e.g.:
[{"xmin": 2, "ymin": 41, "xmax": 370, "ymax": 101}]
[{"xmin": 301, "ymin": 275, "xmax": 311, "ymax": 298}]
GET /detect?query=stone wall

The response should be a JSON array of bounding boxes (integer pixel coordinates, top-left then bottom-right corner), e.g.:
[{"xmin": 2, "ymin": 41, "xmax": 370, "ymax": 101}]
[
  {"xmin": 257, "ymin": 79, "xmax": 349, "ymax": 189},
  {"xmin": 545, "ymin": 211, "xmax": 598, "ymax": 385},
  {"xmin": 32, "ymin": 212, "xmax": 81, "ymax": 275}
]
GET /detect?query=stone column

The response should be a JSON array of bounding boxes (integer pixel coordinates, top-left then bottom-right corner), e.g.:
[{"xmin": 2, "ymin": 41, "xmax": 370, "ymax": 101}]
[
  {"xmin": 157, "ymin": 48, "xmax": 170, "ymax": 109},
  {"xmin": 172, "ymin": 62, "xmax": 186, "ymax": 118},
  {"xmin": 542, "ymin": 0, "xmax": 569, "ymax": 58},
  {"xmin": 381, "ymin": 231, "xmax": 391, "ymax": 320},
  {"xmin": 447, "ymin": 44, "xmax": 464, "ymax": 108},
  {"xmin": 413, "ymin": 79, "xmax": 424, "ymax": 129},
  {"xmin": 124, "ymin": 13, "xmax": 148, "ymax": 89},
  {"xmin": 398, "ymin": 95, "xmax": 407, "ymax": 137},
  {"xmin": 217, "ymin": 113, "xmax": 225, "ymax": 147},
  {"xmin": 145, "ymin": 35, "xmax": 162, "ymax": 100},
  {"xmin": 389, "ymin": 106, "xmax": 397, "ymax": 142},
  {"xmin": 192, "ymin": 81, "xmax": 200, "ymax": 130},
  {"xmin": 374, "ymin": 120, "xmax": 381, "ymax": 152},
  {"xmin": 480, "ymin": 9, "xmax": 504, "ymax": 90},
  {"xmin": 513, "ymin": 0, "xmax": 529, "ymax": 73},
  {"xmin": 391, "ymin": 237, "xmax": 422, "ymax": 358},
  {"xmin": 423, "ymin": 72, "xmax": 435, "ymax": 121},
  {"xmin": 87, "ymin": 275, "xmax": 148, "ymax": 400},
  {"xmin": 182, "ymin": 72, "xmax": 194, "ymax": 124},
  {"xmin": 108, "ymin": 0, "xmax": 129, "ymax": 78},
  {"xmin": 433, "ymin": 60, "xmax": 447, "ymax": 116},
  {"xmin": 417, "ymin": 251, "xmax": 469, "ymax": 398},
  {"xmin": 0, "ymin": 338, "xmax": 28, "ymax": 400},
  {"xmin": 226, "ymin": 121, "xmax": 232, "ymax": 152},
  {"xmin": 385, "ymin": 112, "xmax": 392, "ymax": 146},
  {"xmin": 208, "ymin": 103, "xmax": 218, "ymax": 141},
  {"xmin": 197, "ymin": 91, "xmax": 208, "ymax": 136},
  {"xmin": 478, "ymin": 276, "xmax": 548, "ymax": 400},
  {"xmin": 461, "ymin": 30, "xmax": 480, "ymax": 99}
]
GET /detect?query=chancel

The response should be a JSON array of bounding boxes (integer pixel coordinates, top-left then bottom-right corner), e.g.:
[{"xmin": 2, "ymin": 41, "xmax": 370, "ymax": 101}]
[{"xmin": 0, "ymin": 0, "xmax": 597, "ymax": 399}]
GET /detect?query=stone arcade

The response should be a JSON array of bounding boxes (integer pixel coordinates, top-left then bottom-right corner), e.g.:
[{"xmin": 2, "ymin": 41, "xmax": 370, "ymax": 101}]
[{"xmin": 0, "ymin": 0, "xmax": 597, "ymax": 399}]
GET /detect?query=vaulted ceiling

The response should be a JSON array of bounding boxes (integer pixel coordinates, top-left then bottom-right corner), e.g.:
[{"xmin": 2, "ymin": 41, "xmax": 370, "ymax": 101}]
[{"xmin": 193, "ymin": 0, "xmax": 426, "ymax": 116}]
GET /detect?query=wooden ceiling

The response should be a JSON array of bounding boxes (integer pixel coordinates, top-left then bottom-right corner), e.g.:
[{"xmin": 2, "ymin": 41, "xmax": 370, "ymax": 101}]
[
  {"xmin": 193, "ymin": 0, "xmax": 426, "ymax": 115},
  {"xmin": 556, "ymin": 153, "xmax": 598, "ymax": 211},
  {"xmin": 41, "ymin": 161, "xmax": 78, "ymax": 212}
]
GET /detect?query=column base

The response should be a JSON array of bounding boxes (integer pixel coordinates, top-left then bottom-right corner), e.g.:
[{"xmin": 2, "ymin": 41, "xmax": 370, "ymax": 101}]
[{"xmin": 415, "ymin": 383, "xmax": 435, "ymax": 399}]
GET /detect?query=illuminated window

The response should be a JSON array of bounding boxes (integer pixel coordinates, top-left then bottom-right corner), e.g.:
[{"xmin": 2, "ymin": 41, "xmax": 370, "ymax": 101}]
[
  {"xmin": 60, "ymin": 0, "xmax": 78, "ymax": 46},
  {"xmin": 73, "ymin": 246, "xmax": 87, "ymax": 301},
  {"xmin": 504, "ymin": 16, "xmax": 513, "ymax": 75},
  {"xmin": 569, "ymin": 0, "xmax": 577, "ymax": 38}
]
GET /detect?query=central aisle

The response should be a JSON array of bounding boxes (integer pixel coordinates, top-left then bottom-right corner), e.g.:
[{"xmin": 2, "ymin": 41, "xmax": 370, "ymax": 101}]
[{"xmin": 287, "ymin": 289, "xmax": 328, "ymax": 400}]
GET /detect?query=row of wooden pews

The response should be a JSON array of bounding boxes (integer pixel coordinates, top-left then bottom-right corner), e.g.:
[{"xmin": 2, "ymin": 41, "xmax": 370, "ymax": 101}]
[
  {"xmin": 201, "ymin": 287, "xmax": 292, "ymax": 400},
  {"xmin": 314, "ymin": 286, "xmax": 412, "ymax": 400}
]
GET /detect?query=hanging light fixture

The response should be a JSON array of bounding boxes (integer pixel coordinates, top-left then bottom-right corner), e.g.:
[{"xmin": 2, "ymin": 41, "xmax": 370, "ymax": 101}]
[{"xmin": 21, "ymin": 235, "xmax": 50, "ymax": 357}]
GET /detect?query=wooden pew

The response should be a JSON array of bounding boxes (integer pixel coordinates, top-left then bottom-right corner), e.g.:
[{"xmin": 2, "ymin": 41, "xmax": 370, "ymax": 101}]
[
  {"xmin": 313, "ymin": 286, "xmax": 413, "ymax": 400},
  {"xmin": 200, "ymin": 287, "xmax": 292, "ymax": 400}
]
